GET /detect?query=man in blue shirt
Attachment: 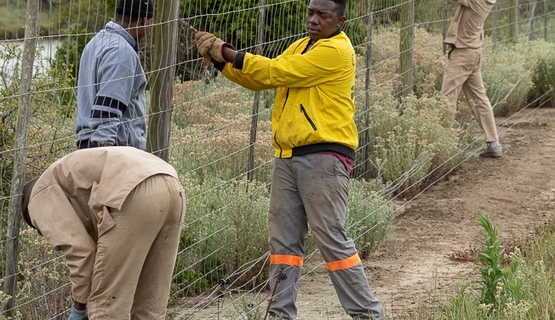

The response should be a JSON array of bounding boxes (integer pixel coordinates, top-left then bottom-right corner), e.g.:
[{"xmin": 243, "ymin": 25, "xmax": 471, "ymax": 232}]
[{"xmin": 75, "ymin": 0, "xmax": 154, "ymax": 150}]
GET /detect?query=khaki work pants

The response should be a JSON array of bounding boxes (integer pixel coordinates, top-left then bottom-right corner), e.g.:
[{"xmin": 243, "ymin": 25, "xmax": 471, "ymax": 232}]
[
  {"xmin": 88, "ymin": 174, "xmax": 184, "ymax": 319},
  {"xmin": 441, "ymin": 47, "xmax": 499, "ymax": 142}
]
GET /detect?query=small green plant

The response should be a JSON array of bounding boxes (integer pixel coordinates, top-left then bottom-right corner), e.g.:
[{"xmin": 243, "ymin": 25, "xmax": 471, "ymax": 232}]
[
  {"xmin": 476, "ymin": 213, "xmax": 524, "ymax": 313},
  {"xmin": 477, "ymin": 213, "xmax": 505, "ymax": 309}
]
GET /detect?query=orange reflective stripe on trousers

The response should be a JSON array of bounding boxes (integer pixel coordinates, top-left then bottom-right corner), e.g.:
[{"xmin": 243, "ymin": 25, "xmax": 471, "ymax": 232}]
[
  {"xmin": 325, "ymin": 253, "xmax": 361, "ymax": 272},
  {"xmin": 270, "ymin": 254, "xmax": 303, "ymax": 267}
]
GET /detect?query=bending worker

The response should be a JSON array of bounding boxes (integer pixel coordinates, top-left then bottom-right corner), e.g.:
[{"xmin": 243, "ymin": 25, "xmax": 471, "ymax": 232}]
[
  {"xmin": 22, "ymin": 147, "xmax": 185, "ymax": 319},
  {"xmin": 194, "ymin": 0, "xmax": 384, "ymax": 319}
]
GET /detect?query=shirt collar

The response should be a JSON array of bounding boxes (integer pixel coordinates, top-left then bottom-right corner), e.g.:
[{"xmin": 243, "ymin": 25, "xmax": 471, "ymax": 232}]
[{"xmin": 104, "ymin": 21, "xmax": 139, "ymax": 52}]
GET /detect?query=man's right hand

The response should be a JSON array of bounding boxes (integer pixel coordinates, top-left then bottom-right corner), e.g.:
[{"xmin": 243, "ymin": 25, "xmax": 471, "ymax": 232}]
[
  {"xmin": 195, "ymin": 31, "xmax": 217, "ymax": 65},
  {"xmin": 194, "ymin": 31, "xmax": 234, "ymax": 64}
]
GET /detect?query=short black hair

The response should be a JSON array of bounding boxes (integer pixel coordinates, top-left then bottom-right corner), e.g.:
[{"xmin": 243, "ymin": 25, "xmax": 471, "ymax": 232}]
[
  {"xmin": 331, "ymin": 0, "xmax": 346, "ymax": 16},
  {"xmin": 116, "ymin": 0, "xmax": 154, "ymax": 19}
]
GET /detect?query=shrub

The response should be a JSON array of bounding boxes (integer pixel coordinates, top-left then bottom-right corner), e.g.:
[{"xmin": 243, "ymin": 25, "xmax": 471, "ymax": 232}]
[
  {"xmin": 0, "ymin": 42, "xmax": 75, "ymax": 203},
  {"xmin": 515, "ymin": 40, "xmax": 555, "ymax": 108},
  {"xmin": 17, "ymin": 228, "xmax": 71, "ymax": 319},
  {"xmin": 367, "ymin": 27, "xmax": 446, "ymax": 99},
  {"xmin": 50, "ymin": 24, "xmax": 93, "ymax": 86},
  {"xmin": 413, "ymin": 28, "xmax": 446, "ymax": 97},
  {"xmin": 173, "ymin": 176, "xmax": 271, "ymax": 297},
  {"xmin": 368, "ymin": 93, "xmax": 463, "ymax": 197},
  {"xmin": 482, "ymin": 42, "xmax": 534, "ymax": 116},
  {"xmin": 171, "ymin": 78, "xmax": 274, "ymax": 184},
  {"xmin": 346, "ymin": 179, "xmax": 394, "ymax": 259}
]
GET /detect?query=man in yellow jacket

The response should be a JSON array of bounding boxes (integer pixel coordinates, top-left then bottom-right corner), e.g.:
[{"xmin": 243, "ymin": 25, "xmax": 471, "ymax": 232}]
[
  {"xmin": 22, "ymin": 147, "xmax": 185, "ymax": 319},
  {"xmin": 194, "ymin": 0, "xmax": 384, "ymax": 319},
  {"xmin": 441, "ymin": 0, "xmax": 501, "ymax": 157}
]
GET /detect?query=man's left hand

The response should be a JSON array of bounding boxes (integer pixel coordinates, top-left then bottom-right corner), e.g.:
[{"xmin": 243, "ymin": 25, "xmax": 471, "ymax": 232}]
[{"xmin": 67, "ymin": 304, "xmax": 87, "ymax": 320}]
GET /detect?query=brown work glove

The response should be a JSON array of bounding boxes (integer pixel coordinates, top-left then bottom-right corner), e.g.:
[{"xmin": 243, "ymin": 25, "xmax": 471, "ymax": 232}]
[
  {"xmin": 194, "ymin": 31, "xmax": 235, "ymax": 64},
  {"xmin": 195, "ymin": 31, "xmax": 216, "ymax": 65}
]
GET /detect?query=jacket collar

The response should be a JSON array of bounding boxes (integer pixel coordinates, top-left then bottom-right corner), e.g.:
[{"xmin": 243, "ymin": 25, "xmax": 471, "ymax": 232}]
[{"xmin": 305, "ymin": 28, "xmax": 342, "ymax": 52}]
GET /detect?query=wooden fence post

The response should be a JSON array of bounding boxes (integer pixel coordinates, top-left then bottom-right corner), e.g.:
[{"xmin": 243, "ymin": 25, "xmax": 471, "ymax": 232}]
[
  {"xmin": 509, "ymin": 0, "xmax": 519, "ymax": 42},
  {"xmin": 544, "ymin": 0, "xmax": 549, "ymax": 41},
  {"xmin": 442, "ymin": 0, "xmax": 449, "ymax": 55},
  {"xmin": 399, "ymin": 0, "xmax": 415, "ymax": 97},
  {"xmin": 361, "ymin": 0, "xmax": 375, "ymax": 179},
  {"xmin": 527, "ymin": 0, "xmax": 538, "ymax": 40},
  {"xmin": 247, "ymin": 0, "xmax": 267, "ymax": 182},
  {"xmin": 491, "ymin": 2, "xmax": 497, "ymax": 50},
  {"xmin": 2, "ymin": 0, "xmax": 39, "ymax": 316},
  {"xmin": 147, "ymin": 0, "xmax": 179, "ymax": 161}
]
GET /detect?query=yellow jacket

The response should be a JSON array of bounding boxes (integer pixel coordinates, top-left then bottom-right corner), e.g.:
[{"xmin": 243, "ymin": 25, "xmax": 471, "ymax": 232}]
[{"xmin": 220, "ymin": 31, "xmax": 358, "ymax": 159}]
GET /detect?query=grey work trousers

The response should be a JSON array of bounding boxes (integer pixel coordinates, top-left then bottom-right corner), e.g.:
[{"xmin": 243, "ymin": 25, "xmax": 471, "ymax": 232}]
[
  {"xmin": 441, "ymin": 47, "xmax": 499, "ymax": 142},
  {"xmin": 267, "ymin": 154, "xmax": 384, "ymax": 320},
  {"xmin": 88, "ymin": 175, "xmax": 184, "ymax": 319}
]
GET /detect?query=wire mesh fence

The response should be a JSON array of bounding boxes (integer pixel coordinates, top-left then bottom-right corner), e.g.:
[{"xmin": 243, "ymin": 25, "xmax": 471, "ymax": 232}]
[{"xmin": 1, "ymin": 0, "xmax": 554, "ymax": 318}]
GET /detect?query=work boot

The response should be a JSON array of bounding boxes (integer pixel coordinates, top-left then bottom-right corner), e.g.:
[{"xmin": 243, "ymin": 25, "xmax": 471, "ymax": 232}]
[{"xmin": 479, "ymin": 141, "xmax": 502, "ymax": 158}]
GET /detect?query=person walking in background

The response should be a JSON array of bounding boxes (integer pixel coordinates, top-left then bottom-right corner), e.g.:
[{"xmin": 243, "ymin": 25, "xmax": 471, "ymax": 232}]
[
  {"xmin": 21, "ymin": 147, "xmax": 185, "ymax": 319},
  {"xmin": 441, "ymin": 0, "xmax": 502, "ymax": 158},
  {"xmin": 194, "ymin": 0, "xmax": 385, "ymax": 319},
  {"xmin": 75, "ymin": 0, "xmax": 154, "ymax": 150}
]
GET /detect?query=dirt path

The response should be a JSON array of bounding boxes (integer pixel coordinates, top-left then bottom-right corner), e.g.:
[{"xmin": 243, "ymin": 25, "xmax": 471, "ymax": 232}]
[
  {"xmin": 177, "ymin": 106, "xmax": 555, "ymax": 319},
  {"xmin": 292, "ymin": 106, "xmax": 555, "ymax": 319}
]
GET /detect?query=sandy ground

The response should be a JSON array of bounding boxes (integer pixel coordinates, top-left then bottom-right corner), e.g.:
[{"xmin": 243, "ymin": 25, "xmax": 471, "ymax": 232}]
[{"xmin": 175, "ymin": 106, "xmax": 555, "ymax": 319}]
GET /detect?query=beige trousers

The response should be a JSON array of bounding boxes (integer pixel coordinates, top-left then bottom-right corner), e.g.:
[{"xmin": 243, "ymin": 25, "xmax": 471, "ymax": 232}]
[
  {"xmin": 88, "ymin": 174, "xmax": 184, "ymax": 319},
  {"xmin": 441, "ymin": 47, "xmax": 499, "ymax": 142}
]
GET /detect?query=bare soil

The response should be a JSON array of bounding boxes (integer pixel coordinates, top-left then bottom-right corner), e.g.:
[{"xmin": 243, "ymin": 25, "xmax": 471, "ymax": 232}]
[
  {"xmin": 178, "ymin": 106, "xmax": 555, "ymax": 319},
  {"xmin": 294, "ymin": 106, "xmax": 555, "ymax": 319}
]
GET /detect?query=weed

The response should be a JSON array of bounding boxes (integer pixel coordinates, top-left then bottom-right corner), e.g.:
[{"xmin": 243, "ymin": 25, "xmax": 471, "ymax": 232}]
[{"xmin": 476, "ymin": 213, "xmax": 524, "ymax": 313}]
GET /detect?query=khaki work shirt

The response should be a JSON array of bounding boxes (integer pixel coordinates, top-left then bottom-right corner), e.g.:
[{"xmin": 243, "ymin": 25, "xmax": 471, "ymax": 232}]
[
  {"xmin": 445, "ymin": 0, "xmax": 496, "ymax": 49},
  {"xmin": 26, "ymin": 147, "xmax": 178, "ymax": 303}
]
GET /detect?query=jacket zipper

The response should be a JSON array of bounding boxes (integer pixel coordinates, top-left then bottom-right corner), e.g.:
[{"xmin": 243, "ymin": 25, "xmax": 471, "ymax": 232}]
[
  {"xmin": 274, "ymin": 132, "xmax": 283, "ymax": 158},
  {"xmin": 300, "ymin": 104, "xmax": 317, "ymax": 131},
  {"xmin": 274, "ymin": 88, "xmax": 291, "ymax": 157}
]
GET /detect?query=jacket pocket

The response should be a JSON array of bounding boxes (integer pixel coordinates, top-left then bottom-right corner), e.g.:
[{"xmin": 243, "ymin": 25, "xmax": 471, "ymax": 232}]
[{"xmin": 300, "ymin": 104, "xmax": 317, "ymax": 131}]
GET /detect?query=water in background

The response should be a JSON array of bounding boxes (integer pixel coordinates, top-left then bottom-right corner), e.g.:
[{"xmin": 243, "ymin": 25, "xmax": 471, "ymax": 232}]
[{"xmin": 0, "ymin": 38, "xmax": 61, "ymax": 87}]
